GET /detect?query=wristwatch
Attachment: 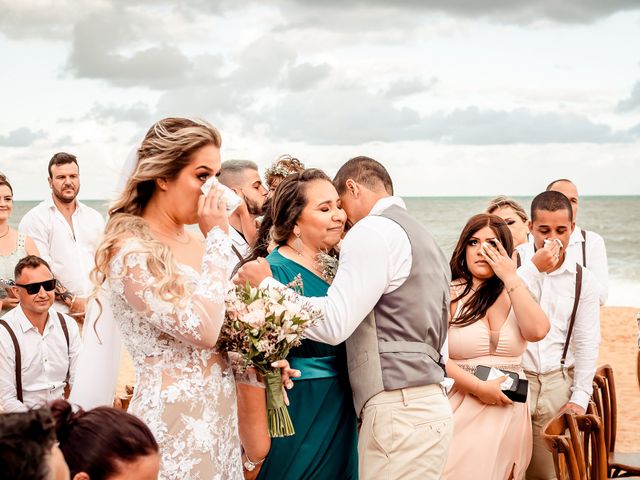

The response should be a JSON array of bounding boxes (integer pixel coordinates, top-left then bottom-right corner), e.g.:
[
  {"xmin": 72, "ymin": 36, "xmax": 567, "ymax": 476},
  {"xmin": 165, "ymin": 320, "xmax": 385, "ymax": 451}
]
[{"xmin": 242, "ymin": 453, "xmax": 265, "ymax": 472}]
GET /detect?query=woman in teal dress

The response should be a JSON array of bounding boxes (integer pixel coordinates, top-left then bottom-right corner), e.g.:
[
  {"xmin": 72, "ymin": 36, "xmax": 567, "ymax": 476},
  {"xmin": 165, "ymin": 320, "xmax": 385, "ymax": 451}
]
[{"xmin": 256, "ymin": 169, "xmax": 358, "ymax": 480}]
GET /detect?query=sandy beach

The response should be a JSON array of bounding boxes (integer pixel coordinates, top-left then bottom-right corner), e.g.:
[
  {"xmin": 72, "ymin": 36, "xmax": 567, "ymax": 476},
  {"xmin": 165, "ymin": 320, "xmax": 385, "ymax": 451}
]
[{"xmin": 115, "ymin": 306, "xmax": 640, "ymax": 449}]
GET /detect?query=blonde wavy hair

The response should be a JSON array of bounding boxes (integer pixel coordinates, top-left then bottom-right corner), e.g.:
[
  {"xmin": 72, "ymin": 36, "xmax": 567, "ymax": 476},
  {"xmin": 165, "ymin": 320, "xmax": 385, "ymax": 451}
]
[{"xmin": 91, "ymin": 117, "xmax": 222, "ymax": 306}]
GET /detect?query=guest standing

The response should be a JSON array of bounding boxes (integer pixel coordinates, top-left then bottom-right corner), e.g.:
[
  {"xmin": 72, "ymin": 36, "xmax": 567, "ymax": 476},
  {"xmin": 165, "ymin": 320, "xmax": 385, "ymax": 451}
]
[
  {"xmin": 517, "ymin": 191, "xmax": 600, "ymax": 480},
  {"xmin": 264, "ymin": 154, "xmax": 305, "ymax": 199},
  {"xmin": 442, "ymin": 214, "xmax": 549, "ymax": 480},
  {"xmin": 486, "ymin": 196, "xmax": 530, "ymax": 247},
  {"xmin": 217, "ymin": 160, "xmax": 267, "ymax": 275},
  {"xmin": 0, "ymin": 255, "xmax": 81, "ymax": 412},
  {"xmin": 546, "ymin": 179, "xmax": 608, "ymax": 305},
  {"xmin": 256, "ymin": 169, "xmax": 358, "ymax": 480},
  {"xmin": 19, "ymin": 153, "xmax": 106, "ymax": 321},
  {"xmin": 0, "ymin": 174, "xmax": 39, "ymax": 314}
]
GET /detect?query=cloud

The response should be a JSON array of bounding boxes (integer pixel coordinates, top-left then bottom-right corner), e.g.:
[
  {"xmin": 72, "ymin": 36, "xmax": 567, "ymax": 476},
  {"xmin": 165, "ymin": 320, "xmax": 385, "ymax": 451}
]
[
  {"xmin": 385, "ymin": 77, "xmax": 438, "ymax": 98},
  {"xmin": 67, "ymin": 11, "xmax": 193, "ymax": 89},
  {"xmin": 616, "ymin": 81, "xmax": 640, "ymax": 112},
  {"xmin": 278, "ymin": 0, "xmax": 640, "ymax": 26},
  {"xmin": 257, "ymin": 89, "xmax": 634, "ymax": 145},
  {"xmin": 0, "ymin": 127, "xmax": 46, "ymax": 147},
  {"xmin": 285, "ymin": 62, "xmax": 332, "ymax": 91},
  {"xmin": 87, "ymin": 102, "xmax": 154, "ymax": 125}
]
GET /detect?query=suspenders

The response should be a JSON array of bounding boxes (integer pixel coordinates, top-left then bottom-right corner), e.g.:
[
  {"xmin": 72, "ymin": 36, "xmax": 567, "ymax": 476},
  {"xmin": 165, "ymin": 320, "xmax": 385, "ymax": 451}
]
[
  {"xmin": 580, "ymin": 228, "xmax": 587, "ymax": 268},
  {"xmin": 561, "ymin": 264, "xmax": 583, "ymax": 372},
  {"xmin": 0, "ymin": 312, "xmax": 70, "ymax": 403}
]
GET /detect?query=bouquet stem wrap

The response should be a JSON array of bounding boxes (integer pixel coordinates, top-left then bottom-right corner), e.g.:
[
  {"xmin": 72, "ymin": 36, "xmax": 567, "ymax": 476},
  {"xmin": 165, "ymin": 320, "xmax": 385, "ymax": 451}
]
[{"xmin": 264, "ymin": 370, "xmax": 294, "ymax": 437}]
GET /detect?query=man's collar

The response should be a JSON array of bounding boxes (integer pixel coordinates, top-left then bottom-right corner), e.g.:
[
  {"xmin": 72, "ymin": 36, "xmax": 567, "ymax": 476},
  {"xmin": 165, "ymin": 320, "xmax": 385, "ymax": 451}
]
[
  {"xmin": 46, "ymin": 195, "xmax": 80, "ymax": 213},
  {"xmin": 369, "ymin": 196, "xmax": 405, "ymax": 216},
  {"xmin": 14, "ymin": 305, "xmax": 56, "ymax": 333}
]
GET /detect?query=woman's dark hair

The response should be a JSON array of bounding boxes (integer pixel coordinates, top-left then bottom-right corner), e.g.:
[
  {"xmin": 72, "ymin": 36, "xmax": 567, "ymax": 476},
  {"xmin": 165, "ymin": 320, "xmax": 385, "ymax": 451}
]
[
  {"xmin": 449, "ymin": 213, "xmax": 514, "ymax": 327},
  {"xmin": 0, "ymin": 408, "xmax": 57, "ymax": 480},
  {"xmin": 240, "ymin": 199, "xmax": 275, "ymax": 267},
  {"xmin": 0, "ymin": 173, "xmax": 13, "ymax": 194},
  {"xmin": 50, "ymin": 400, "xmax": 158, "ymax": 479},
  {"xmin": 270, "ymin": 168, "xmax": 332, "ymax": 246}
]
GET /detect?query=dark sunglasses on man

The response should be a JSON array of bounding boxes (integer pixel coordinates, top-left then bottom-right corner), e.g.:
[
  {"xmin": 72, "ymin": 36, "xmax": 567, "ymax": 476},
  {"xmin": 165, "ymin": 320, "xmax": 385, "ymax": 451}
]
[{"xmin": 14, "ymin": 279, "xmax": 57, "ymax": 295}]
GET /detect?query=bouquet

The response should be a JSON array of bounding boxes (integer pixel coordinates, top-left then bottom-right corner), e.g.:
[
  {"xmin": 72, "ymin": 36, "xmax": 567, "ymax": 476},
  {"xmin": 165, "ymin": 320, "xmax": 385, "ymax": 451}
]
[{"xmin": 218, "ymin": 277, "xmax": 321, "ymax": 437}]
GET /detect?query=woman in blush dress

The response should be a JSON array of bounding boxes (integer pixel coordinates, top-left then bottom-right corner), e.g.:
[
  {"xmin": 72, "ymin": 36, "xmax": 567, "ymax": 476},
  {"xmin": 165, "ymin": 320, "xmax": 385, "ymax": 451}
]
[
  {"xmin": 443, "ymin": 214, "xmax": 549, "ymax": 480},
  {"xmin": 255, "ymin": 169, "xmax": 358, "ymax": 480},
  {"xmin": 90, "ymin": 118, "xmax": 270, "ymax": 479}
]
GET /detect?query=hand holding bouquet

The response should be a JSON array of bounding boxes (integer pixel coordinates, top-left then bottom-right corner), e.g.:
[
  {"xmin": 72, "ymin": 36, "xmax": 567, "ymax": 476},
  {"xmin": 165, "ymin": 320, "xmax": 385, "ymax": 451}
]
[{"xmin": 218, "ymin": 277, "xmax": 321, "ymax": 437}]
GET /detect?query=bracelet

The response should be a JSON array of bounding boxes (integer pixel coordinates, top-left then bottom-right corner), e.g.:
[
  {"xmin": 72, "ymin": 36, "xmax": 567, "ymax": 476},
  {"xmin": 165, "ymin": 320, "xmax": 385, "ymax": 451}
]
[
  {"xmin": 69, "ymin": 295, "xmax": 77, "ymax": 309},
  {"xmin": 506, "ymin": 283, "xmax": 524, "ymax": 294},
  {"xmin": 242, "ymin": 452, "xmax": 266, "ymax": 472}
]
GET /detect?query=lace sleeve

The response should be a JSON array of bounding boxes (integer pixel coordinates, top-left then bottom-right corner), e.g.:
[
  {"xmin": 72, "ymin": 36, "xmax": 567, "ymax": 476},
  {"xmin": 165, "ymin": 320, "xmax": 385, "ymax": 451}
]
[{"xmin": 111, "ymin": 228, "xmax": 231, "ymax": 348}]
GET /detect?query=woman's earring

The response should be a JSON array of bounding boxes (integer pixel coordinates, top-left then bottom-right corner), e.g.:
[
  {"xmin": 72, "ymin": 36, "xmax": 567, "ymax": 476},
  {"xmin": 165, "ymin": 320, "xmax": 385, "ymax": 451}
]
[{"xmin": 294, "ymin": 232, "xmax": 302, "ymax": 255}]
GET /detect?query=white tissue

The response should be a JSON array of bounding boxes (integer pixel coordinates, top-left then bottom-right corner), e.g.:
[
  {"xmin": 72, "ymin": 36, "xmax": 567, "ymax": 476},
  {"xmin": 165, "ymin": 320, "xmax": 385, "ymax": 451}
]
[{"xmin": 200, "ymin": 176, "xmax": 242, "ymax": 214}]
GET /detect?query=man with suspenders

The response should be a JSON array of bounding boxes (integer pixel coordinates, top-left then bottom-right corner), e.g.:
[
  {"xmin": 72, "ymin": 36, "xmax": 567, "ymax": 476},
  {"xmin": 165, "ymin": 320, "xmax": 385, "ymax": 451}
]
[
  {"xmin": 516, "ymin": 191, "xmax": 600, "ymax": 480},
  {"xmin": 547, "ymin": 178, "xmax": 609, "ymax": 305},
  {"xmin": 0, "ymin": 255, "xmax": 80, "ymax": 412}
]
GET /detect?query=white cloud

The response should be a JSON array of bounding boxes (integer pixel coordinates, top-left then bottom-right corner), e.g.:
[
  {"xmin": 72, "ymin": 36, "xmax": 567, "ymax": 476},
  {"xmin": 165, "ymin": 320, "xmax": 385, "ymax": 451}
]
[
  {"xmin": 616, "ymin": 80, "xmax": 640, "ymax": 112},
  {"xmin": 0, "ymin": 127, "xmax": 46, "ymax": 147}
]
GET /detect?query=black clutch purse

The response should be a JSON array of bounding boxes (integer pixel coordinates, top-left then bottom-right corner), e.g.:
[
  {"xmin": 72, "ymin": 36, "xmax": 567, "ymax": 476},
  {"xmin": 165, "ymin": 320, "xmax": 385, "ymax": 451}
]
[{"xmin": 473, "ymin": 365, "xmax": 528, "ymax": 403}]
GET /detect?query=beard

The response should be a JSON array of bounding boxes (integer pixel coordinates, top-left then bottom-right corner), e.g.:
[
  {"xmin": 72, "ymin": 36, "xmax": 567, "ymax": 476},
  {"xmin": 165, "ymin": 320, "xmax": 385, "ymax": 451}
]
[
  {"xmin": 245, "ymin": 196, "xmax": 264, "ymax": 216},
  {"xmin": 52, "ymin": 185, "xmax": 78, "ymax": 204}
]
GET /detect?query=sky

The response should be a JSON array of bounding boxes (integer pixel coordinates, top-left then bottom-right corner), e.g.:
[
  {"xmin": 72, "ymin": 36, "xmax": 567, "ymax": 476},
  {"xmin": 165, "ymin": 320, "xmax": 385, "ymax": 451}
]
[{"xmin": 1, "ymin": 0, "xmax": 640, "ymax": 200}]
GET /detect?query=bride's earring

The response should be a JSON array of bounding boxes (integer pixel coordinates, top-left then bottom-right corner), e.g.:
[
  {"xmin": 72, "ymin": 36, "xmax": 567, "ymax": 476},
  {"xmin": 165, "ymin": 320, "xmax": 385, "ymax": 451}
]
[{"xmin": 293, "ymin": 229, "xmax": 302, "ymax": 255}]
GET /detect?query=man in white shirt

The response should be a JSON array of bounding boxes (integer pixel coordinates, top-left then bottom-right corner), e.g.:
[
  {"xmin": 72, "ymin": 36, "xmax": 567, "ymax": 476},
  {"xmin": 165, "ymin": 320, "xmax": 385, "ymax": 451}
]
[
  {"xmin": 0, "ymin": 255, "xmax": 81, "ymax": 412},
  {"xmin": 547, "ymin": 178, "xmax": 608, "ymax": 305},
  {"xmin": 237, "ymin": 156, "xmax": 453, "ymax": 480},
  {"xmin": 218, "ymin": 160, "xmax": 267, "ymax": 276},
  {"xmin": 19, "ymin": 152, "xmax": 105, "ymax": 320},
  {"xmin": 516, "ymin": 191, "xmax": 600, "ymax": 480}
]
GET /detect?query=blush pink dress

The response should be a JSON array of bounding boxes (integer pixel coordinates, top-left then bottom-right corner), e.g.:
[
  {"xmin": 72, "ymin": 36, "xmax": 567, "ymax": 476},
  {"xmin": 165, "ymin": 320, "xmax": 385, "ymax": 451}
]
[{"xmin": 443, "ymin": 297, "xmax": 532, "ymax": 480}]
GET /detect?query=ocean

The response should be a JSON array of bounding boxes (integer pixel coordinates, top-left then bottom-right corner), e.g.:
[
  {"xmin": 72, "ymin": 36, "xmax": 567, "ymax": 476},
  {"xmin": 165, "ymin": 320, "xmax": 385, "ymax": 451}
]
[{"xmin": 9, "ymin": 196, "xmax": 640, "ymax": 307}]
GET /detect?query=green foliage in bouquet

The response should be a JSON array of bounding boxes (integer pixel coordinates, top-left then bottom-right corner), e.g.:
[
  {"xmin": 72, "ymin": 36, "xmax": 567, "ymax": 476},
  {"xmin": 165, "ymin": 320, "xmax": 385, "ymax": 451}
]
[{"xmin": 218, "ymin": 277, "xmax": 320, "ymax": 437}]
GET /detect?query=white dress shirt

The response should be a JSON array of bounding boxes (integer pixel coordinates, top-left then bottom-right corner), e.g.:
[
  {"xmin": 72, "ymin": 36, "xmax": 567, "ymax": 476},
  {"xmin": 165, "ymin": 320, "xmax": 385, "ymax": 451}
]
[
  {"xmin": 0, "ymin": 306, "xmax": 81, "ymax": 412},
  {"xmin": 516, "ymin": 242, "xmax": 600, "ymax": 410},
  {"xmin": 227, "ymin": 227, "xmax": 250, "ymax": 278},
  {"xmin": 566, "ymin": 226, "xmax": 608, "ymax": 306},
  {"xmin": 262, "ymin": 196, "xmax": 449, "ymax": 361},
  {"xmin": 19, "ymin": 196, "xmax": 106, "ymax": 299}
]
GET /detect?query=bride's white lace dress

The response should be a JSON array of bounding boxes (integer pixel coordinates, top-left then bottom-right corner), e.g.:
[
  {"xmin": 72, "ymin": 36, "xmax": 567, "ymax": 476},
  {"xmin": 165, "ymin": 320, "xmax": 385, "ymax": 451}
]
[{"xmin": 107, "ymin": 227, "xmax": 243, "ymax": 479}]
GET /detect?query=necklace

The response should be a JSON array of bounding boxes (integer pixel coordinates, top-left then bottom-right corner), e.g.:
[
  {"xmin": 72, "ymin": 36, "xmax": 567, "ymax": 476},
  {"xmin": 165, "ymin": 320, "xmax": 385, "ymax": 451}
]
[
  {"xmin": 0, "ymin": 226, "xmax": 10, "ymax": 239},
  {"xmin": 152, "ymin": 228, "xmax": 191, "ymax": 245},
  {"xmin": 284, "ymin": 244, "xmax": 323, "ymax": 275}
]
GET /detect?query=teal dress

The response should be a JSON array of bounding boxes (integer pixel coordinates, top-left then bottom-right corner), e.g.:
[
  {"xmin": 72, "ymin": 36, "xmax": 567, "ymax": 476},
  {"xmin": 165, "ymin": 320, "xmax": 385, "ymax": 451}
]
[{"xmin": 257, "ymin": 248, "xmax": 358, "ymax": 480}]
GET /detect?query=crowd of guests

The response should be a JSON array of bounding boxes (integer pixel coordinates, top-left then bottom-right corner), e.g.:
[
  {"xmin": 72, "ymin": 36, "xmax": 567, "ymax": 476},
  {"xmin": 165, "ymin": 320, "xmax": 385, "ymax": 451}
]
[{"xmin": 0, "ymin": 117, "xmax": 610, "ymax": 480}]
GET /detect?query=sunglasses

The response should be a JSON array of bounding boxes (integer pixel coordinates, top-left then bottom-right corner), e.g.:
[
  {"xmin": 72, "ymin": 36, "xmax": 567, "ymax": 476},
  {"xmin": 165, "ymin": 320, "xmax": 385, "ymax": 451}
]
[{"xmin": 15, "ymin": 279, "xmax": 57, "ymax": 295}]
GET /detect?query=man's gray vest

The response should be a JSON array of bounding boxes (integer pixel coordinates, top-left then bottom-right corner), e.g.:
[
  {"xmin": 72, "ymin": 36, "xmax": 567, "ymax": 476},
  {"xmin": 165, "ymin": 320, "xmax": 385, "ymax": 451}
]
[{"xmin": 346, "ymin": 205, "xmax": 451, "ymax": 416}]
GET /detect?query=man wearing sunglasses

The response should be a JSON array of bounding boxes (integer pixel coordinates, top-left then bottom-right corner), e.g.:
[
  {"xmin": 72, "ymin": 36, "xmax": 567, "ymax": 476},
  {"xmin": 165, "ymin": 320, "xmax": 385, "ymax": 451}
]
[{"xmin": 0, "ymin": 255, "xmax": 80, "ymax": 412}]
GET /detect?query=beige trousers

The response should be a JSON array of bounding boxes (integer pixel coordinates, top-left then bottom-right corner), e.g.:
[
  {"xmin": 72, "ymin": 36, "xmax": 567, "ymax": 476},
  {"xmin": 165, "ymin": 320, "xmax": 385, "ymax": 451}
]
[
  {"xmin": 525, "ymin": 369, "xmax": 574, "ymax": 480},
  {"xmin": 358, "ymin": 384, "xmax": 453, "ymax": 480}
]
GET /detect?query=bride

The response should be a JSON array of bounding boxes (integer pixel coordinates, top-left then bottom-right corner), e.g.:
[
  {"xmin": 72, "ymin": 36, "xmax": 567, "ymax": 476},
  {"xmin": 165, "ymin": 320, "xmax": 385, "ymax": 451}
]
[{"xmin": 87, "ymin": 117, "xmax": 248, "ymax": 478}]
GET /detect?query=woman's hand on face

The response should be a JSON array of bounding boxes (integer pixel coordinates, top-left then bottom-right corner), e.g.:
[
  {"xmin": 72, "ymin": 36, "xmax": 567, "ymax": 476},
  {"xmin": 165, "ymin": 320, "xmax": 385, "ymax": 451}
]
[
  {"xmin": 474, "ymin": 375, "xmax": 513, "ymax": 406},
  {"xmin": 479, "ymin": 240, "xmax": 517, "ymax": 282},
  {"xmin": 198, "ymin": 187, "xmax": 229, "ymax": 235}
]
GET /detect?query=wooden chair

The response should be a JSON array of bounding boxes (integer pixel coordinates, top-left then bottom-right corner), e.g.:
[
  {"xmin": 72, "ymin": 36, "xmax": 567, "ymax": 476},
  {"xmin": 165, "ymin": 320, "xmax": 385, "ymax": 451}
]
[
  {"xmin": 542, "ymin": 412, "xmax": 583, "ymax": 480},
  {"xmin": 592, "ymin": 365, "xmax": 640, "ymax": 478}
]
